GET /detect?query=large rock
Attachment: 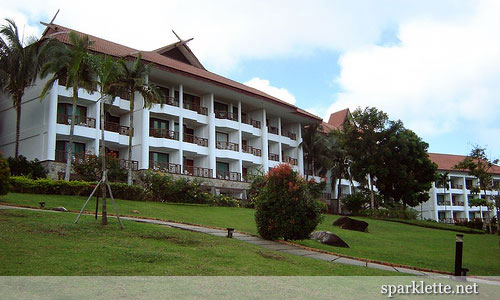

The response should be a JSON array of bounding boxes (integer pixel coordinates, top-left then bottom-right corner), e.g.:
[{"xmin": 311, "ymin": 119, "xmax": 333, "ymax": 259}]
[
  {"xmin": 52, "ymin": 207, "xmax": 68, "ymax": 212},
  {"xmin": 310, "ymin": 231, "xmax": 349, "ymax": 248},
  {"xmin": 333, "ymin": 216, "xmax": 368, "ymax": 232}
]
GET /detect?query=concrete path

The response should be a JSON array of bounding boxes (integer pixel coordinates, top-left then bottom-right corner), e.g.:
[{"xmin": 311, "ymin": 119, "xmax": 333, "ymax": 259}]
[{"xmin": 0, "ymin": 204, "xmax": 455, "ymax": 276}]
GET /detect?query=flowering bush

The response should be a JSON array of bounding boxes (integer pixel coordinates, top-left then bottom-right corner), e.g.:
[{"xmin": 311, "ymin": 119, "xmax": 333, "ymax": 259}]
[{"xmin": 255, "ymin": 164, "xmax": 324, "ymax": 240}]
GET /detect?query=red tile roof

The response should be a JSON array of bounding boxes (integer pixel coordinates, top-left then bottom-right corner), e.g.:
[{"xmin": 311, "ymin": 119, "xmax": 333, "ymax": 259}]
[
  {"xmin": 320, "ymin": 108, "xmax": 350, "ymax": 133},
  {"xmin": 428, "ymin": 153, "xmax": 500, "ymax": 175},
  {"xmin": 41, "ymin": 23, "xmax": 321, "ymax": 122}
]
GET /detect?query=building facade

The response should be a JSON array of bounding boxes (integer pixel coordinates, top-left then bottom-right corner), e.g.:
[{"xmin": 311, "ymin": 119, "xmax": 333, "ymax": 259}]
[{"xmin": 0, "ymin": 23, "xmax": 321, "ymax": 197}]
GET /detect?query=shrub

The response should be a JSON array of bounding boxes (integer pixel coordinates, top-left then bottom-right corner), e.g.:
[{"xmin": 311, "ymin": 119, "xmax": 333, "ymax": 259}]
[
  {"xmin": 360, "ymin": 207, "xmax": 419, "ymax": 220},
  {"xmin": 0, "ymin": 154, "xmax": 10, "ymax": 196},
  {"xmin": 213, "ymin": 194, "xmax": 240, "ymax": 207},
  {"xmin": 255, "ymin": 164, "xmax": 323, "ymax": 240},
  {"xmin": 7, "ymin": 155, "xmax": 47, "ymax": 179},
  {"xmin": 342, "ymin": 193, "xmax": 369, "ymax": 215},
  {"xmin": 9, "ymin": 176, "xmax": 91, "ymax": 196},
  {"xmin": 316, "ymin": 201, "xmax": 328, "ymax": 214},
  {"xmin": 72, "ymin": 153, "xmax": 127, "ymax": 182}
]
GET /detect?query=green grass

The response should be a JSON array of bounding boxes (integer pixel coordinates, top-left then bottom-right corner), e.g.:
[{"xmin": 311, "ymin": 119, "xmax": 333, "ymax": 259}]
[
  {"xmin": 0, "ymin": 209, "xmax": 392, "ymax": 275},
  {"xmin": 381, "ymin": 219, "xmax": 485, "ymax": 234},
  {"xmin": 2, "ymin": 193, "xmax": 499, "ymax": 275}
]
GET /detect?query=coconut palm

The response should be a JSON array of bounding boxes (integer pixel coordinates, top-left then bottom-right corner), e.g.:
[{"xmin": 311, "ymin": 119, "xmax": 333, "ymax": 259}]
[
  {"xmin": 40, "ymin": 31, "xmax": 96, "ymax": 181},
  {"xmin": 0, "ymin": 19, "xmax": 43, "ymax": 158},
  {"xmin": 323, "ymin": 129, "xmax": 350, "ymax": 212},
  {"xmin": 300, "ymin": 124, "xmax": 326, "ymax": 180},
  {"xmin": 117, "ymin": 53, "xmax": 162, "ymax": 185}
]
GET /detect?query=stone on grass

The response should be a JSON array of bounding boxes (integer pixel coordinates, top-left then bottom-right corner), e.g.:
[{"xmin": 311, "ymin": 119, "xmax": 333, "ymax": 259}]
[
  {"xmin": 310, "ymin": 231, "xmax": 349, "ymax": 248},
  {"xmin": 131, "ymin": 210, "xmax": 140, "ymax": 214},
  {"xmin": 332, "ymin": 216, "xmax": 368, "ymax": 232},
  {"xmin": 52, "ymin": 207, "xmax": 68, "ymax": 212}
]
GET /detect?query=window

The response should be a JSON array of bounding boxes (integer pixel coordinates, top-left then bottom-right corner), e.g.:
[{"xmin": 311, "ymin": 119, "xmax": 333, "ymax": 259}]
[
  {"xmin": 214, "ymin": 102, "xmax": 228, "ymax": 112},
  {"xmin": 55, "ymin": 141, "xmax": 85, "ymax": 162},
  {"xmin": 57, "ymin": 103, "xmax": 87, "ymax": 117},
  {"xmin": 150, "ymin": 152, "xmax": 169, "ymax": 163},
  {"xmin": 216, "ymin": 131, "xmax": 228, "ymax": 142},
  {"xmin": 438, "ymin": 211, "xmax": 445, "ymax": 220},
  {"xmin": 150, "ymin": 118, "xmax": 168, "ymax": 130},
  {"xmin": 216, "ymin": 162, "xmax": 229, "ymax": 178}
]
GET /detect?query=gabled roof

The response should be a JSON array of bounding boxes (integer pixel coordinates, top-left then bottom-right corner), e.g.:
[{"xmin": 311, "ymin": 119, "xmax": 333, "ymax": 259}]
[
  {"xmin": 153, "ymin": 39, "xmax": 205, "ymax": 70},
  {"xmin": 428, "ymin": 153, "xmax": 500, "ymax": 175},
  {"xmin": 40, "ymin": 23, "xmax": 322, "ymax": 122},
  {"xmin": 320, "ymin": 108, "xmax": 350, "ymax": 133}
]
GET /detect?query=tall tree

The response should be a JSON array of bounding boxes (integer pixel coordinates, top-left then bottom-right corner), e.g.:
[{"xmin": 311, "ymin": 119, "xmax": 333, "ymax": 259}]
[
  {"xmin": 344, "ymin": 107, "xmax": 390, "ymax": 209},
  {"xmin": 117, "ymin": 53, "xmax": 161, "ymax": 185},
  {"xmin": 0, "ymin": 19, "xmax": 43, "ymax": 158},
  {"xmin": 454, "ymin": 146, "xmax": 499, "ymax": 233},
  {"xmin": 373, "ymin": 121, "xmax": 437, "ymax": 209},
  {"xmin": 91, "ymin": 54, "xmax": 123, "ymax": 225},
  {"xmin": 40, "ymin": 32, "xmax": 96, "ymax": 181},
  {"xmin": 300, "ymin": 124, "xmax": 326, "ymax": 180},
  {"xmin": 437, "ymin": 171, "xmax": 450, "ymax": 220},
  {"xmin": 323, "ymin": 128, "xmax": 350, "ymax": 212}
]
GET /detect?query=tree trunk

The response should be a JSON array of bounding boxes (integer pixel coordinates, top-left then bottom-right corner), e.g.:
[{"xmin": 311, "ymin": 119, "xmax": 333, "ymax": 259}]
[
  {"xmin": 127, "ymin": 92, "xmax": 134, "ymax": 185},
  {"xmin": 337, "ymin": 176, "xmax": 342, "ymax": 213},
  {"xmin": 14, "ymin": 95, "xmax": 22, "ymax": 158},
  {"xmin": 100, "ymin": 98, "xmax": 107, "ymax": 225},
  {"xmin": 369, "ymin": 174, "xmax": 375, "ymax": 209},
  {"xmin": 64, "ymin": 87, "xmax": 78, "ymax": 181}
]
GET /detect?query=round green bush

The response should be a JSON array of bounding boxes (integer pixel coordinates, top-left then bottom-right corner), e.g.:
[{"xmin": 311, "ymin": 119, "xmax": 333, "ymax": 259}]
[
  {"xmin": 255, "ymin": 164, "xmax": 323, "ymax": 240},
  {"xmin": 0, "ymin": 154, "xmax": 10, "ymax": 196}
]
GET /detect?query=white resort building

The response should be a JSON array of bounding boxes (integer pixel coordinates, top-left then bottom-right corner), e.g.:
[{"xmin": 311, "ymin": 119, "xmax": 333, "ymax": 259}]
[{"xmin": 0, "ymin": 23, "xmax": 321, "ymax": 197}]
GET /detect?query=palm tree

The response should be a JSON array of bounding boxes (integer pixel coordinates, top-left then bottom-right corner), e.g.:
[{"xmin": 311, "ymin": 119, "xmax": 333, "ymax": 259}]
[
  {"xmin": 437, "ymin": 171, "xmax": 450, "ymax": 222},
  {"xmin": 117, "ymin": 53, "xmax": 161, "ymax": 185},
  {"xmin": 0, "ymin": 19, "xmax": 43, "ymax": 158},
  {"xmin": 91, "ymin": 54, "xmax": 123, "ymax": 225},
  {"xmin": 323, "ymin": 129, "xmax": 350, "ymax": 213},
  {"xmin": 40, "ymin": 32, "xmax": 96, "ymax": 181},
  {"xmin": 300, "ymin": 124, "xmax": 326, "ymax": 180}
]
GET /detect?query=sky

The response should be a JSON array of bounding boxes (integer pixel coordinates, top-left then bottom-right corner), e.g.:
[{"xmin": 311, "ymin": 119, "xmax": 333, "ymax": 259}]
[{"xmin": 1, "ymin": 0, "xmax": 499, "ymax": 158}]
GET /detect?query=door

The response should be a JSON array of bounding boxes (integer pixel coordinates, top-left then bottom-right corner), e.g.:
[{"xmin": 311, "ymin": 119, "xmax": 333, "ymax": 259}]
[
  {"xmin": 216, "ymin": 162, "xmax": 230, "ymax": 179},
  {"xmin": 184, "ymin": 157, "xmax": 194, "ymax": 175}
]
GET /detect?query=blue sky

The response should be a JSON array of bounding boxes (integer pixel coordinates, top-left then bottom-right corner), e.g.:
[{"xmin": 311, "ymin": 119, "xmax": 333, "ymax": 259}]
[{"xmin": 2, "ymin": 0, "xmax": 499, "ymax": 159}]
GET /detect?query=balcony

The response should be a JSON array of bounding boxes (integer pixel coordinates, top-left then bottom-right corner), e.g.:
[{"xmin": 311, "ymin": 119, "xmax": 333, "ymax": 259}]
[
  {"xmin": 149, "ymin": 128, "xmax": 179, "ymax": 140},
  {"xmin": 242, "ymin": 145, "xmax": 262, "ymax": 156},
  {"xmin": 57, "ymin": 114, "xmax": 96, "ymax": 128},
  {"xmin": 267, "ymin": 126, "xmax": 279, "ymax": 135},
  {"xmin": 437, "ymin": 200, "xmax": 452, "ymax": 206},
  {"xmin": 451, "ymin": 183, "xmax": 463, "ymax": 189},
  {"xmin": 183, "ymin": 102, "xmax": 208, "ymax": 115},
  {"xmin": 55, "ymin": 151, "xmax": 138, "ymax": 171},
  {"xmin": 215, "ymin": 110, "xmax": 238, "ymax": 121},
  {"xmin": 119, "ymin": 159, "xmax": 139, "ymax": 171},
  {"xmin": 104, "ymin": 121, "xmax": 131, "ymax": 135},
  {"xmin": 241, "ymin": 115, "xmax": 261, "ymax": 129},
  {"xmin": 283, "ymin": 156, "xmax": 298, "ymax": 166},
  {"xmin": 183, "ymin": 133, "xmax": 208, "ymax": 147},
  {"xmin": 149, "ymin": 161, "xmax": 181, "ymax": 174},
  {"xmin": 268, "ymin": 153, "xmax": 279, "ymax": 161},
  {"xmin": 452, "ymin": 200, "xmax": 465, "ymax": 206},
  {"xmin": 183, "ymin": 166, "xmax": 213, "ymax": 178},
  {"xmin": 282, "ymin": 131, "xmax": 297, "ymax": 140},
  {"xmin": 216, "ymin": 170, "xmax": 241, "ymax": 181},
  {"xmin": 216, "ymin": 141, "xmax": 239, "ymax": 151}
]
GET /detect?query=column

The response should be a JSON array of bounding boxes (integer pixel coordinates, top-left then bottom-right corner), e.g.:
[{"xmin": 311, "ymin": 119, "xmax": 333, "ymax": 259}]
[
  {"xmin": 140, "ymin": 96, "xmax": 150, "ymax": 170},
  {"xmin": 261, "ymin": 109, "xmax": 269, "ymax": 172},
  {"xmin": 94, "ymin": 101, "xmax": 100, "ymax": 155},
  {"xmin": 297, "ymin": 123, "xmax": 304, "ymax": 176},
  {"xmin": 178, "ymin": 84, "xmax": 184, "ymax": 171},
  {"xmin": 208, "ymin": 93, "xmax": 216, "ymax": 178},
  {"xmin": 46, "ymin": 82, "xmax": 58, "ymax": 161},
  {"xmin": 462, "ymin": 176, "xmax": 469, "ymax": 220}
]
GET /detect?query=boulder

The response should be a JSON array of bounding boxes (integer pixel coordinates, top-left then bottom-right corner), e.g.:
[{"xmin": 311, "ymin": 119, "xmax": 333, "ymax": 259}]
[
  {"xmin": 131, "ymin": 210, "xmax": 140, "ymax": 214},
  {"xmin": 332, "ymin": 216, "xmax": 368, "ymax": 232},
  {"xmin": 310, "ymin": 231, "xmax": 349, "ymax": 248},
  {"xmin": 52, "ymin": 207, "xmax": 68, "ymax": 212}
]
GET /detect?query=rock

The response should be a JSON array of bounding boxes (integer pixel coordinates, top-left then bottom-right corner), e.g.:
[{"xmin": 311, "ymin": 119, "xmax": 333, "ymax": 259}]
[
  {"xmin": 131, "ymin": 210, "xmax": 140, "ymax": 214},
  {"xmin": 332, "ymin": 216, "xmax": 368, "ymax": 232},
  {"xmin": 52, "ymin": 207, "xmax": 68, "ymax": 212},
  {"xmin": 310, "ymin": 231, "xmax": 349, "ymax": 248}
]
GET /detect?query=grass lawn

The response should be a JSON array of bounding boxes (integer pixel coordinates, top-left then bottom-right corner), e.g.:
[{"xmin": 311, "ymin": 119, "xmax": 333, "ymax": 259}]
[
  {"xmin": 0, "ymin": 209, "xmax": 394, "ymax": 275},
  {"xmin": 2, "ymin": 192, "xmax": 499, "ymax": 275}
]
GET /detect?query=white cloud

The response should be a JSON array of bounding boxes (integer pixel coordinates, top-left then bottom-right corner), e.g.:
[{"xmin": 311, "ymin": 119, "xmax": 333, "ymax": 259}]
[
  {"xmin": 244, "ymin": 77, "xmax": 296, "ymax": 105},
  {"xmin": 326, "ymin": 0, "xmax": 500, "ymax": 144}
]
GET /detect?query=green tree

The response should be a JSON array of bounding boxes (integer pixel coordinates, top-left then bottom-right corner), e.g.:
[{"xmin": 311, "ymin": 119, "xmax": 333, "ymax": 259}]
[
  {"xmin": 116, "ymin": 53, "xmax": 161, "ymax": 185},
  {"xmin": 373, "ymin": 121, "xmax": 437, "ymax": 209},
  {"xmin": 300, "ymin": 124, "xmax": 326, "ymax": 180},
  {"xmin": 344, "ymin": 107, "xmax": 390, "ymax": 209},
  {"xmin": 40, "ymin": 32, "xmax": 96, "ymax": 181},
  {"xmin": 0, "ymin": 19, "xmax": 44, "ymax": 158},
  {"xmin": 454, "ymin": 146, "xmax": 499, "ymax": 233},
  {"xmin": 323, "ymin": 129, "xmax": 350, "ymax": 212}
]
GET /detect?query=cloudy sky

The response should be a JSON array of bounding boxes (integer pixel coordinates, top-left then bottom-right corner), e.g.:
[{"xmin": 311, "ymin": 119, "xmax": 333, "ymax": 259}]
[{"xmin": 2, "ymin": 0, "xmax": 499, "ymax": 157}]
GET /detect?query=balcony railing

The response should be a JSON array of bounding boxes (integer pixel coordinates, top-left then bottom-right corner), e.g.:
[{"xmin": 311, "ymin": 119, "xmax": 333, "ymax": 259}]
[
  {"xmin": 282, "ymin": 131, "xmax": 297, "ymax": 140},
  {"xmin": 149, "ymin": 128, "xmax": 179, "ymax": 140},
  {"xmin": 216, "ymin": 141, "xmax": 239, "ymax": 151},
  {"xmin": 149, "ymin": 161, "xmax": 181, "ymax": 174},
  {"xmin": 451, "ymin": 183, "xmax": 463, "ymax": 189},
  {"xmin": 241, "ymin": 115, "xmax": 261, "ymax": 129},
  {"xmin": 216, "ymin": 170, "xmax": 241, "ymax": 181},
  {"xmin": 183, "ymin": 166, "xmax": 213, "ymax": 178},
  {"xmin": 57, "ymin": 114, "xmax": 96, "ymax": 128},
  {"xmin": 452, "ymin": 201, "xmax": 465, "ymax": 206},
  {"xmin": 242, "ymin": 145, "xmax": 262, "ymax": 156},
  {"xmin": 283, "ymin": 156, "xmax": 298, "ymax": 165},
  {"xmin": 183, "ymin": 133, "xmax": 208, "ymax": 147},
  {"xmin": 215, "ymin": 110, "xmax": 238, "ymax": 121},
  {"xmin": 119, "ymin": 159, "xmax": 139, "ymax": 171},
  {"xmin": 183, "ymin": 102, "xmax": 208, "ymax": 115},
  {"xmin": 438, "ymin": 200, "xmax": 452, "ymax": 206},
  {"xmin": 268, "ymin": 153, "xmax": 279, "ymax": 161},
  {"xmin": 55, "ymin": 150, "xmax": 86, "ymax": 163},
  {"xmin": 104, "ymin": 121, "xmax": 131, "ymax": 135},
  {"xmin": 267, "ymin": 126, "xmax": 278, "ymax": 134}
]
